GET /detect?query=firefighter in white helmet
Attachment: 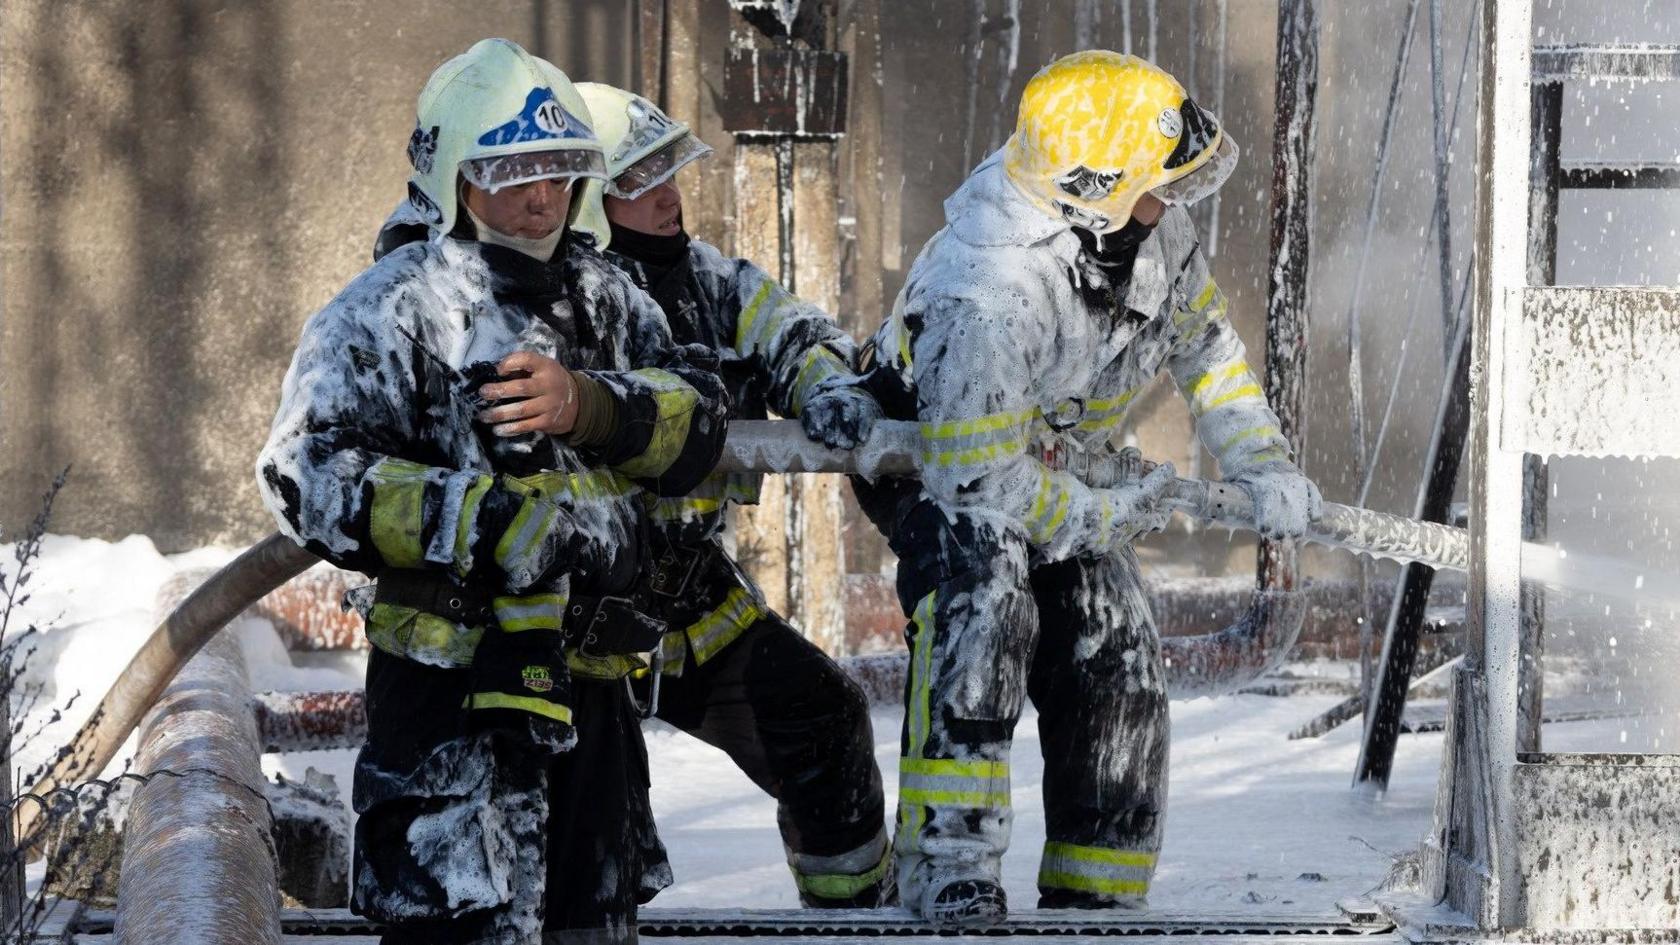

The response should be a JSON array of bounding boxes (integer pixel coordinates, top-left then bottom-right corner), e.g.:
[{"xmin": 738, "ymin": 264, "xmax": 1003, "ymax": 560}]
[
  {"xmin": 854, "ymin": 51, "xmax": 1322, "ymax": 926},
  {"xmin": 578, "ymin": 81, "xmax": 891, "ymax": 907},
  {"xmin": 375, "ymin": 75, "xmax": 895, "ymax": 912},
  {"xmin": 260, "ymin": 39, "xmax": 727, "ymax": 944}
]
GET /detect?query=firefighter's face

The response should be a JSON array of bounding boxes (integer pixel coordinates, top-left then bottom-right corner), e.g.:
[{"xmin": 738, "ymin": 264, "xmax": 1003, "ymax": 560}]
[
  {"xmin": 604, "ymin": 180, "xmax": 683, "ymax": 237},
  {"xmin": 462, "ymin": 177, "xmax": 573, "ymax": 238},
  {"xmin": 1131, "ymin": 193, "xmax": 1166, "ymax": 225}
]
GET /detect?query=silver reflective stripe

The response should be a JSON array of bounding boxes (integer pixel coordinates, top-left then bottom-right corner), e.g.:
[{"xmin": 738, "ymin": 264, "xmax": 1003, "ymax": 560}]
[{"xmin": 1038, "ymin": 841, "xmax": 1156, "ymax": 897}]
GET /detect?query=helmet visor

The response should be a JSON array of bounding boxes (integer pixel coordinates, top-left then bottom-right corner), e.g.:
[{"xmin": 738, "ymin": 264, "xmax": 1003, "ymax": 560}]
[
  {"xmin": 1150, "ymin": 134, "xmax": 1239, "ymax": 207},
  {"xmin": 606, "ymin": 133, "xmax": 713, "ymax": 200},
  {"xmin": 461, "ymin": 148, "xmax": 608, "ymax": 194}
]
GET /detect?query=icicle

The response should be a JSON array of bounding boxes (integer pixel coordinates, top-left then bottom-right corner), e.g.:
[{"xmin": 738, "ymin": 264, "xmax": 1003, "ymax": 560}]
[
  {"xmin": 1075, "ymin": 0, "xmax": 1100, "ymax": 49},
  {"xmin": 1146, "ymin": 0, "xmax": 1158, "ymax": 63}
]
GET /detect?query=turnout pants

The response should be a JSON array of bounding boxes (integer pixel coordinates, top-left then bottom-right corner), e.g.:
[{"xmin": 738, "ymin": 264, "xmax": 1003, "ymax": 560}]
[
  {"xmin": 354, "ymin": 649, "xmax": 669, "ymax": 945},
  {"xmin": 888, "ymin": 495, "xmax": 1169, "ymax": 912},
  {"xmin": 642, "ymin": 539, "xmax": 891, "ymax": 907}
]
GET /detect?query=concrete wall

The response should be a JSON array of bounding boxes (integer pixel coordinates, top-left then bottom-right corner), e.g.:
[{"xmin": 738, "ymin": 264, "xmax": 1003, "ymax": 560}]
[{"xmin": 0, "ymin": 0, "xmax": 633, "ymax": 549}]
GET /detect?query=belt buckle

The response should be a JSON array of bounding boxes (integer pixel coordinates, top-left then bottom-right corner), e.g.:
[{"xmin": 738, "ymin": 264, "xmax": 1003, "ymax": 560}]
[
  {"xmin": 570, "ymin": 596, "xmax": 634, "ymax": 658},
  {"xmin": 647, "ymin": 546, "xmax": 704, "ymax": 599}
]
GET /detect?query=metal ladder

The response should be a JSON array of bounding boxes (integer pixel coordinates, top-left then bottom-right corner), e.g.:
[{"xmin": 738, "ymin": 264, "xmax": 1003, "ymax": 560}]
[{"xmin": 1353, "ymin": 41, "xmax": 1680, "ymax": 789}]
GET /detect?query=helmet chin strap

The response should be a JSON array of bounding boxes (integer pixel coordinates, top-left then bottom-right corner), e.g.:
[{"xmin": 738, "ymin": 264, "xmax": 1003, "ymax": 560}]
[{"xmin": 463, "ymin": 200, "xmax": 566, "ymax": 261}]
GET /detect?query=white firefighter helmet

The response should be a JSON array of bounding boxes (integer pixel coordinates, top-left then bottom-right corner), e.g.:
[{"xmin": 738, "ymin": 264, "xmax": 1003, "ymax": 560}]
[
  {"xmin": 406, "ymin": 38, "xmax": 608, "ymax": 241},
  {"xmin": 575, "ymin": 82, "xmax": 713, "ymax": 199}
]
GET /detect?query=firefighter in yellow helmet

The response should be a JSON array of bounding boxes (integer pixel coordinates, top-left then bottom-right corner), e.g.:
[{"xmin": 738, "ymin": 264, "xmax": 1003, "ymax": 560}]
[{"xmin": 855, "ymin": 50, "xmax": 1320, "ymax": 926}]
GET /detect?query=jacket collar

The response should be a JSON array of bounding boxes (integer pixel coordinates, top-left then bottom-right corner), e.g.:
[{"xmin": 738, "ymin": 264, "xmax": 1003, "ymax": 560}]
[{"xmin": 945, "ymin": 150, "xmax": 1172, "ymax": 318}]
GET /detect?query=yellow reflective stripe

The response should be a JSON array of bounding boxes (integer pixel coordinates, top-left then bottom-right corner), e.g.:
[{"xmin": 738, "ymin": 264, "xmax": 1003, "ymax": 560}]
[
  {"xmin": 1027, "ymin": 469, "xmax": 1070, "ymax": 544},
  {"xmin": 1218, "ymin": 425, "xmax": 1282, "ymax": 454},
  {"xmin": 734, "ymin": 279, "xmax": 779, "ymax": 353},
  {"xmin": 648, "ymin": 471, "xmax": 758, "ymax": 522},
  {"xmin": 492, "ymin": 593, "xmax": 567, "ymax": 632},
  {"xmin": 1038, "ymin": 842, "xmax": 1156, "ymax": 897},
  {"xmin": 919, "ymin": 408, "xmax": 1040, "ymax": 467},
  {"xmin": 906, "ymin": 592, "xmax": 937, "ymax": 759},
  {"xmin": 465, "ymin": 691, "xmax": 573, "ymax": 724},
  {"xmin": 1189, "ymin": 280, "xmax": 1219, "ymax": 312},
  {"xmin": 658, "ymin": 629, "xmax": 687, "ymax": 676},
  {"xmin": 896, "ymin": 313, "xmax": 914, "ymax": 372},
  {"xmin": 899, "ymin": 757, "xmax": 1012, "ymax": 809},
  {"xmin": 1204, "ymin": 383, "xmax": 1265, "ymax": 412},
  {"xmin": 453, "ymin": 475, "xmax": 494, "ymax": 575},
  {"xmin": 1187, "ymin": 363, "xmax": 1249, "ymax": 399},
  {"xmin": 1186, "ymin": 361, "xmax": 1265, "ymax": 417},
  {"xmin": 900, "ymin": 788, "xmax": 1014, "ymax": 807},
  {"xmin": 566, "ymin": 651, "xmax": 646, "ymax": 679},
  {"xmin": 494, "ymin": 495, "xmax": 558, "ymax": 573},
  {"xmin": 1248, "ymin": 447, "xmax": 1288, "ymax": 464},
  {"xmin": 1037, "ymin": 871, "xmax": 1150, "ymax": 896},
  {"xmin": 920, "ymin": 409, "xmax": 1039, "ymax": 441},
  {"xmin": 921, "ymin": 438, "xmax": 1029, "ymax": 468},
  {"xmin": 365, "ymin": 602, "xmax": 484, "ymax": 669},
  {"xmin": 650, "ymin": 495, "xmax": 725, "ymax": 520},
  {"xmin": 615, "ymin": 368, "xmax": 700, "ymax": 479},
  {"xmin": 686, "ymin": 587, "xmax": 765, "ymax": 664},
  {"xmin": 517, "ymin": 469, "xmax": 635, "ymax": 502},
  {"xmin": 1075, "ymin": 389, "xmax": 1139, "ymax": 431},
  {"xmin": 790, "ymin": 346, "xmax": 851, "ymax": 415},
  {"xmin": 900, "ymin": 757, "xmax": 1009, "ymax": 778},
  {"xmin": 793, "ymin": 844, "xmax": 892, "ymax": 901},
  {"xmin": 1174, "ymin": 281, "xmax": 1227, "ymax": 328},
  {"xmin": 1043, "ymin": 842, "xmax": 1157, "ymax": 868},
  {"xmin": 368, "ymin": 460, "xmax": 433, "ymax": 568}
]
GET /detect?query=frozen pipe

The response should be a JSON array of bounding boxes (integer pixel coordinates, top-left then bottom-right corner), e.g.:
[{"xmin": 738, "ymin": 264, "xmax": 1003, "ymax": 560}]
[
  {"xmin": 16, "ymin": 534, "xmax": 315, "ymax": 850},
  {"xmin": 112, "ymin": 572, "xmax": 282, "ymax": 945},
  {"xmin": 718, "ymin": 420, "xmax": 1470, "ymax": 572}
]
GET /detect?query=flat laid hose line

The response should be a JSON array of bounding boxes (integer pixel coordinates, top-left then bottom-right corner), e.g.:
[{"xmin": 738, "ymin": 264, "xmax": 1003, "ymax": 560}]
[{"xmin": 15, "ymin": 534, "xmax": 317, "ymax": 850}]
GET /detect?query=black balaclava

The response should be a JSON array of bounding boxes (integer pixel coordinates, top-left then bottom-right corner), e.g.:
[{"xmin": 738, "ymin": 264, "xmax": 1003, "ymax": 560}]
[
  {"xmin": 607, "ymin": 213, "xmax": 691, "ymax": 270},
  {"xmin": 1073, "ymin": 215, "xmax": 1158, "ymax": 317}
]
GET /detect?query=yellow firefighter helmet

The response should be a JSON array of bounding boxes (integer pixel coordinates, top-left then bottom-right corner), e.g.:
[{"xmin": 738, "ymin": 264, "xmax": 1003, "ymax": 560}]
[{"xmin": 1003, "ymin": 50, "xmax": 1239, "ymax": 234}]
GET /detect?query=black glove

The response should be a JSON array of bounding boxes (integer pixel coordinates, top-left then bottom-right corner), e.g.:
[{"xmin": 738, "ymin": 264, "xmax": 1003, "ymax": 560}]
[{"xmin": 466, "ymin": 610, "xmax": 574, "ymax": 755}]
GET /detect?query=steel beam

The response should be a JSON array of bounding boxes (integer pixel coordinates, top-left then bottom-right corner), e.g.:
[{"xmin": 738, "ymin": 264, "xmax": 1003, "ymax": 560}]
[
  {"xmin": 1531, "ymin": 44, "xmax": 1680, "ymax": 83},
  {"xmin": 1465, "ymin": 0, "xmax": 1532, "ymax": 925}
]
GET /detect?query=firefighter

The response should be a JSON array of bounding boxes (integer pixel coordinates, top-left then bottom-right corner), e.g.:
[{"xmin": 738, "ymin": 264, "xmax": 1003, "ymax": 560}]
[
  {"xmin": 258, "ymin": 38, "xmax": 728, "ymax": 944},
  {"xmin": 855, "ymin": 51, "xmax": 1323, "ymax": 926},
  {"xmin": 578, "ymin": 81, "xmax": 890, "ymax": 907},
  {"xmin": 381, "ymin": 77, "xmax": 895, "ymax": 907}
]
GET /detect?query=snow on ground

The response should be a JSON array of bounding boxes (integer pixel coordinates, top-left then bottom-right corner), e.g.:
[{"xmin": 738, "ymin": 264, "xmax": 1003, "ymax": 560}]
[
  {"xmin": 641, "ymin": 697, "xmax": 1440, "ymax": 915},
  {"xmin": 9, "ymin": 534, "xmax": 1644, "ymax": 919}
]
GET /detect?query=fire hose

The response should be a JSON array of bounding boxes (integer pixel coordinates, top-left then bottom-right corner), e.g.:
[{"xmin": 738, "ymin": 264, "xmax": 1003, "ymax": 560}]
[{"xmin": 16, "ymin": 420, "xmax": 1471, "ymax": 850}]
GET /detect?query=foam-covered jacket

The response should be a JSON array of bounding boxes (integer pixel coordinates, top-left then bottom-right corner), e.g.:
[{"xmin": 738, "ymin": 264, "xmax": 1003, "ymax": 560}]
[
  {"xmin": 606, "ymin": 234, "xmax": 859, "ymax": 542},
  {"xmin": 258, "ymin": 231, "xmax": 728, "ymax": 666},
  {"xmin": 871, "ymin": 149, "xmax": 1298, "ymax": 563}
]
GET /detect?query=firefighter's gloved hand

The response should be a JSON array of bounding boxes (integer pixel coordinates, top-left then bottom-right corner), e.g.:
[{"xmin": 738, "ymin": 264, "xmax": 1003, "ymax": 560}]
[
  {"xmin": 1105, "ymin": 462, "xmax": 1177, "ymax": 546},
  {"xmin": 1233, "ymin": 466, "xmax": 1322, "ymax": 540},
  {"xmin": 477, "ymin": 482, "xmax": 640, "ymax": 595},
  {"xmin": 801, "ymin": 383, "xmax": 883, "ymax": 450},
  {"xmin": 467, "ymin": 622, "xmax": 576, "ymax": 755}
]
